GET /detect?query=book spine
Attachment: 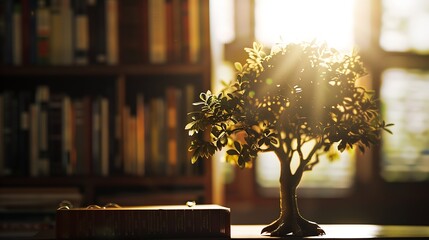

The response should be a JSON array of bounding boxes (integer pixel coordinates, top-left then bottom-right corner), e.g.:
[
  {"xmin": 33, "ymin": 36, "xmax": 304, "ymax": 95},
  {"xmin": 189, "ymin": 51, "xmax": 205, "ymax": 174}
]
[
  {"xmin": 29, "ymin": 103, "xmax": 39, "ymax": 176},
  {"xmin": 49, "ymin": 0, "xmax": 62, "ymax": 65},
  {"xmin": 105, "ymin": 0, "xmax": 118, "ymax": 65},
  {"xmin": 21, "ymin": 0, "xmax": 31, "ymax": 65},
  {"xmin": 128, "ymin": 114, "xmax": 137, "ymax": 175},
  {"xmin": 36, "ymin": 0, "xmax": 50, "ymax": 65},
  {"xmin": 12, "ymin": 0, "xmax": 22, "ymax": 65},
  {"xmin": 188, "ymin": 0, "xmax": 201, "ymax": 63},
  {"xmin": 118, "ymin": 0, "xmax": 144, "ymax": 64},
  {"xmin": 36, "ymin": 86, "xmax": 50, "ymax": 176},
  {"xmin": 82, "ymin": 96, "xmax": 92, "ymax": 175},
  {"xmin": 113, "ymin": 76, "xmax": 125, "ymax": 174},
  {"xmin": 87, "ymin": 0, "xmax": 106, "ymax": 64},
  {"xmin": 148, "ymin": 0, "xmax": 166, "ymax": 63},
  {"xmin": 73, "ymin": 99, "xmax": 85, "ymax": 175},
  {"xmin": 60, "ymin": 0, "xmax": 73, "ymax": 65},
  {"xmin": 136, "ymin": 94, "xmax": 145, "ymax": 176},
  {"xmin": 95, "ymin": 0, "xmax": 107, "ymax": 64},
  {"xmin": 17, "ymin": 91, "xmax": 31, "ymax": 176},
  {"xmin": 122, "ymin": 105, "xmax": 130, "ymax": 174},
  {"xmin": 62, "ymin": 96, "xmax": 72, "ymax": 175},
  {"xmin": 180, "ymin": 0, "xmax": 190, "ymax": 63},
  {"xmin": 2, "ymin": 92, "xmax": 14, "ymax": 175},
  {"xmin": 0, "ymin": 2, "xmax": 5, "ymax": 65},
  {"xmin": 184, "ymin": 84, "xmax": 197, "ymax": 175},
  {"xmin": 48, "ymin": 93, "xmax": 65, "ymax": 176},
  {"xmin": 165, "ymin": 0, "xmax": 174, "ymax": 62},
  {"xmin": 166, "ymin": 87, "xmax": 181, "ymax": 176},
  {"xmin": 3, "ymin": 0, "xmax": 14, "ymax": 65},
  {"xmin": 141, "ymin": 0, "xmax": 149, "ymax": 63},
  {"xmin": 149, "ymin": 98, "xmax": 166, "ymax": 176},
  {"xmin": 100, "ymin": 97, "xmax": 109, "ymax": 176},
  {"xmin": 73, "ymin": 0, "xmax": 89, "ymax": 65},
  {"xmin": 29, "ymin": 0, "xmax": 38, "ymax": 64},
  {"xmin": 92, "ymin": 97, "xmax": 101, "ymax": 175},
  {"xmin": 172, "ymin": 0, "xmax": 182, "ymax": 62}
]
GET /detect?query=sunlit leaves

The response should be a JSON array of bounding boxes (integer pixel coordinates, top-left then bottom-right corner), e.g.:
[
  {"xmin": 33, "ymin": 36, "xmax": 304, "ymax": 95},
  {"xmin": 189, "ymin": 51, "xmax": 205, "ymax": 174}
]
[{"xmin": 186, "ymin": 40, "xmax": 393, "ymax": 170}]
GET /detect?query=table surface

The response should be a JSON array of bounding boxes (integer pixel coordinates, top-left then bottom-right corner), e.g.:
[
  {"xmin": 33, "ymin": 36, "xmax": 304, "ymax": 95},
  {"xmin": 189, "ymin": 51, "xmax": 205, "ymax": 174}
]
[
  {"xmin": 2, "ymin": 224, "xmax": 429, "ymax": 239},
  {"xmin": 231, "ymin": 225, "xmax": 429, "ymax": 239}
]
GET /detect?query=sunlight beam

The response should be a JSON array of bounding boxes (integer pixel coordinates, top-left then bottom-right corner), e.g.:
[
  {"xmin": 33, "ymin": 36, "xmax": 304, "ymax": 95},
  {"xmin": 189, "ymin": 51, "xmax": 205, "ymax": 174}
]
[{"xmin": 255, "ymin": 0, "xmax": 355, "ymax": 51}]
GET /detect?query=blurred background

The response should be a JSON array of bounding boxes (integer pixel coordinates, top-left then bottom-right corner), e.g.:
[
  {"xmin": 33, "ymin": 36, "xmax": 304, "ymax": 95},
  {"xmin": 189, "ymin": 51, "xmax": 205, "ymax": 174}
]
[{"xmin": 210, "ymin": 0, "xmax": 429, "ymax": 226}]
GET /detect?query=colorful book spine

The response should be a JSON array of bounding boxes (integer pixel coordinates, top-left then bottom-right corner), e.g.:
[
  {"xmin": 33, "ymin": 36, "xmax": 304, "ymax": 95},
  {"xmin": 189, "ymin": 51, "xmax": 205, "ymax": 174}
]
[
  {"xmin": 136, "ymin": 94, "xmax": 145, "ymax": 176},
  {"xmin": 59, "ymin": 0, "xmax": 73, "ymax": 65},
  {"xmin": 49, "ymin": 0, "xmax": 62, "ymax": 65},
  {"xmin": 36, "ymin": 0, "xmax": 50, "ymax": 65},
  {"xmin": 35, "ymin": 86, "xmax": 50, "ymax": 176},
  {"xmin": 72, "ymin": 0, "xmax": 89, "ymax": 65},
  {"xmin": 148, "ymin": 0, "xmax": 167, "ymax": 63},
  {"xmin": 105, "ymin": 0, "xmax": 118, "ymax": 65}
]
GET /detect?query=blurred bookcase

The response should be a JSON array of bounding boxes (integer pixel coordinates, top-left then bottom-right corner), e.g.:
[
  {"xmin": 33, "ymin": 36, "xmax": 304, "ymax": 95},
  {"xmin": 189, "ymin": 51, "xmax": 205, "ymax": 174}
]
[{"xmin": 0, "ymin": 0, "xmax": 215, "ymax": 231}]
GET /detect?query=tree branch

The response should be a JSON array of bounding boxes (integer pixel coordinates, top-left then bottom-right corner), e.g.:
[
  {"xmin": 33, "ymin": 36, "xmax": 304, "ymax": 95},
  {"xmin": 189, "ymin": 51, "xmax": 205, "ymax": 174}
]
[
  {"xmin": 304, "ymin": 154, "xmax": 320, "ymax": 172},
  {"xmin": 300, "ymin": 136, "xmax": 324, "ymax": 171}
]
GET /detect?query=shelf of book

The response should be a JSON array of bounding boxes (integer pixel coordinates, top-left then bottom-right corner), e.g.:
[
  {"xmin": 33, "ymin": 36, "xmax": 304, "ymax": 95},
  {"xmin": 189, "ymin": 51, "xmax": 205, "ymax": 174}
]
[
  {"xmin": 0, "ymin": 0, "xmax": 215, "ymax": 212},
  {"xmin": 0, "ymin": 64, "xmax": 209, "ymax": 76},
  {"xmin": 0, "ymin": 0, "xmax": 215, "ymax": 234},
  {"xmin": 0, "ymin": 176, "xmax": 206, "ymax": 187}
]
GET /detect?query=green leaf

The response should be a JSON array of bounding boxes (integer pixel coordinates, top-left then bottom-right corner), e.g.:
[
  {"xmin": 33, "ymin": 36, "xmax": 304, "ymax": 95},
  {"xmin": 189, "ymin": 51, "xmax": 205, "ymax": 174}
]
[
  {"xmin": 237, "ymin": 156, "xmax": 245, "ymax": 168},
  {"xmin": 185, "ymin": 121, "xmax": 196, "ymax": 130},
  {"xmin": 191, "ymin": 154, "xmax": 199, "ymax": 164},
  {"xmin": 227, "ymin": 149, "xmax": 239, "ymax": 155},
  {"xmin": 233, "ymin": 141, "xmax": 241, "ymax": 151},
  {"xmin": 234, "ymin": 62, "xmax": 243, "ymax": 72}
]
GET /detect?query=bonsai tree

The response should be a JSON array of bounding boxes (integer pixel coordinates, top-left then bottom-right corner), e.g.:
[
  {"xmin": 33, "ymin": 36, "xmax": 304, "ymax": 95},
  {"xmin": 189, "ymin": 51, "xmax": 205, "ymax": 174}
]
[{"xmin": 185, "ymin": 41, "xmax": 392, "ymax": 236}]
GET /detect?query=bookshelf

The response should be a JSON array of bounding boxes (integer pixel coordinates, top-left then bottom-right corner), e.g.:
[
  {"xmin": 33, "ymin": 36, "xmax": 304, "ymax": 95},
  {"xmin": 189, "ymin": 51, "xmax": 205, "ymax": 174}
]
[{"xmin": 0, "ymin": 0, "xmax": 214, "ymax": 231}]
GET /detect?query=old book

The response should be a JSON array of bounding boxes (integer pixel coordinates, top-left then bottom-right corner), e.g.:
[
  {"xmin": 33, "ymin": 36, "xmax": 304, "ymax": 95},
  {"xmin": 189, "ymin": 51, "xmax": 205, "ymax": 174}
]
[
  {"xmin": 56, "ymin": 204, "xmax": 230, "ymax": 239},
  {"xmin": 36, "ymin": 0, "xmax": 51, "ymax": 65},
  {"xmin": 118, "ymin": 0, "xmax": 147, "ymax": 64},
  {"xmin": 72, "ymin": 0, "xmax": 89, "ymax": 65},
  {"xmin": 88, "ymin": 0, "xmax": 107, "ymax": 64},
  {"xmin": 148, "ymin": 0, "xmax": 166, "ymax": 63},
  {"xmin": 105, "ymin": 0, "xmax": 118, "ymax": 65}
]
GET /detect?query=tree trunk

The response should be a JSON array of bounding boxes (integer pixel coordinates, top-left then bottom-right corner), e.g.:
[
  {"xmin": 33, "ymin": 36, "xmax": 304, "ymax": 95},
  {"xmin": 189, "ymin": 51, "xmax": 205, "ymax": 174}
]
[{"xmin": 260, "ymin": 158, "xmax": 325, "ymax": 236}]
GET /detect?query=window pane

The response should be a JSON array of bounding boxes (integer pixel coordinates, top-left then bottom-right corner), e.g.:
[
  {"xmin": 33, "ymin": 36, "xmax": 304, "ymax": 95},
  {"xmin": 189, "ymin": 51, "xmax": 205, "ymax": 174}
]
[
  {"xmin": 381, "ymin": 69, "xmax": 429, "ymax": 181},
  {"xmin": 255, "ymin": 0, "xmax": 355, "ymax": 51},
  {"xmin": 256, "ymin": 147, "xmax": 355, "ymax": 197},
  {"xmin": 254, "ymin": 0, "xmax": 356, "ymax": 196},
  {"xmin": 380, "ymin": 0, "xmax": 429, "ymax": 54}
]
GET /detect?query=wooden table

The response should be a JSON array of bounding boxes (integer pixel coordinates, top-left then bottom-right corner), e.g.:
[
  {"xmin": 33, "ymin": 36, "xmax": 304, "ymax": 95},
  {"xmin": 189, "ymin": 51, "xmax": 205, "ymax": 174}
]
[
  {"xmin": 231, "ymin": 225, "xmax": 429, "ymax": 239},
  {"xmin": 3, "ymin": 224, "xmax": 429, "ymax": 239}
]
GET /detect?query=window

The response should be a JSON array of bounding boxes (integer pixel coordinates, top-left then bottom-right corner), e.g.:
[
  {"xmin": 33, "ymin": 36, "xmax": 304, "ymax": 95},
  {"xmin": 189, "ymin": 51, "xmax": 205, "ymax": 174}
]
[
  {"xmin": 381, "ymin": 69, "xmax": 429, "ymax": 181},
  {"xmin": 255, "ymin": 0, "xmax": 355, "ymax": 51},
  {"xmin": 253, "ymin": 0, "xmax": 357, "ymax": 195},
  {"xmin": 378, "ymin": 0, "xmax": 429, "ymax": 182},
  {"xmin": 380, "ymin": 0, "xmax": 429, "ymax": 54}
]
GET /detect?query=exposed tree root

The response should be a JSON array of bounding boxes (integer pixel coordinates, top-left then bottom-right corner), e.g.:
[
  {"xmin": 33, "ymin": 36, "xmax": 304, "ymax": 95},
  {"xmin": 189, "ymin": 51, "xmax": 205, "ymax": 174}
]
[{"xmin": 261, "ymin": 215, "xmax": 325, "ymax": 237}]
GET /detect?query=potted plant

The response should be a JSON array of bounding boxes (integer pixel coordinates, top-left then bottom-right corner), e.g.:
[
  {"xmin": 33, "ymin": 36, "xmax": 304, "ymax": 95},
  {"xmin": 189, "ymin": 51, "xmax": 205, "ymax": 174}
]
[{"xmin": 185, "ymin": 41, "xmax": 392, "ymax": 236}]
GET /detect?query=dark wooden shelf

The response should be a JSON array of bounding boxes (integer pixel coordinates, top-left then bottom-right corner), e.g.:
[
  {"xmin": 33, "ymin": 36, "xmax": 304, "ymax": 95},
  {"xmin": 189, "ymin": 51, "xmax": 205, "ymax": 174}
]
[
  {"xmin": 0, "ymin": 176, "xmax": 206, "ymax": 188},
  {"xmin": 0, "ymin": 64, "xmax": 207, "ymax": 76}
]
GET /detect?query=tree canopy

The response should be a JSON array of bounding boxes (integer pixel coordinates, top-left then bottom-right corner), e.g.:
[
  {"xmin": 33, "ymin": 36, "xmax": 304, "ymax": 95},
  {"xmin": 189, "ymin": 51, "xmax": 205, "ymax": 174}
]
[{"xmin": 186, "ymin": 41, "xmax": 392, "ymax": 170}]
